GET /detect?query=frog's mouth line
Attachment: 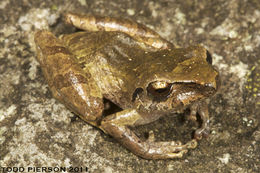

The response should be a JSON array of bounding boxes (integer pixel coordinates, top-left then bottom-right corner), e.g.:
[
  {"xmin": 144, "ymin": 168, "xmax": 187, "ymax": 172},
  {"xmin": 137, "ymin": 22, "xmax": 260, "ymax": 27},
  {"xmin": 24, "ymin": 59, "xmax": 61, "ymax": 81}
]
[
  {"xmin": 173, "ymin": 82, "xmax": 217, "ymax": 94},
  {"xmin": 170, "ymin": 82, "xmax": 217, "ymax": 109}
]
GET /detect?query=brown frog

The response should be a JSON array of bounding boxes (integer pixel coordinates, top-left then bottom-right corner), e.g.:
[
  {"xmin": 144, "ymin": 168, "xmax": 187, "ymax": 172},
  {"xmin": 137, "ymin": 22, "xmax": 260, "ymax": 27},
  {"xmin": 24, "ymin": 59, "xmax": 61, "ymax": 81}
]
[{"xmin": 34, "ymin": 13, "xmax": 219, "ymax": 159}]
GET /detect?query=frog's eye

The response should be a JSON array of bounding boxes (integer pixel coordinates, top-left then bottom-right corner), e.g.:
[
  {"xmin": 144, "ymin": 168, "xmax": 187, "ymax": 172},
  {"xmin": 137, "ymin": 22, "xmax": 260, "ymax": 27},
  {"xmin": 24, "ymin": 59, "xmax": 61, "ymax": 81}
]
[{"xmin": 147, "ymin": 81, "xmax": 172, "ymax": 99}]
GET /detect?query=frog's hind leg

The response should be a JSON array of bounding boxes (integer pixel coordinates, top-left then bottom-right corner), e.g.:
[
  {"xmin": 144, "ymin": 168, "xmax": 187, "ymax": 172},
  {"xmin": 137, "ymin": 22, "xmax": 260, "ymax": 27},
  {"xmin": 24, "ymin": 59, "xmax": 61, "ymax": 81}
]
[
  {"xmin": 34, "ymin": 30, "xmax": 104, "ymax": 126},
  {"xmin": 100, "ymin": 109, "xmax": 197, "ymax": 159},
  {"xmin": 64, "ymin": 12, "xmax": 173, "ymax": 50}
]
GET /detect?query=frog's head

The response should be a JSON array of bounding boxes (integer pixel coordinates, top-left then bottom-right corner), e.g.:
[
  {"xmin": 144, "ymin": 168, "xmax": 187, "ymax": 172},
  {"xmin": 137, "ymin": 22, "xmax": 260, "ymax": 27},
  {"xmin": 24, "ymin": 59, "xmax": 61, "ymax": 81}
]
[{"xmin": 135, "ymin": 45, "xmax": 220, "ymax": 112}]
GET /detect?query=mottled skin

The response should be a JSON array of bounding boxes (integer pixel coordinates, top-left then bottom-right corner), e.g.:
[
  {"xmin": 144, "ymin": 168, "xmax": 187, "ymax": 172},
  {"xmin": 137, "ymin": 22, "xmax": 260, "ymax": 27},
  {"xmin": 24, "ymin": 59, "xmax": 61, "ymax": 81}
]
[{"xmin": 34, "ymin": 13, "xmax": 219, "ymax": 159}]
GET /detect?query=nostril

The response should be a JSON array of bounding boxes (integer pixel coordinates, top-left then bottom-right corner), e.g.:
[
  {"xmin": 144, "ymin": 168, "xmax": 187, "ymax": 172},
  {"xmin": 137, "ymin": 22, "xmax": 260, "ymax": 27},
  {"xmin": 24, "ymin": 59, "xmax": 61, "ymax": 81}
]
[
  {"xmin": 215, "ymin": 73, "xmax": 221, "ymax": 90},
  {"xmin": 206, "ymin": 50, "xmax": 212, "ymax": 64}
]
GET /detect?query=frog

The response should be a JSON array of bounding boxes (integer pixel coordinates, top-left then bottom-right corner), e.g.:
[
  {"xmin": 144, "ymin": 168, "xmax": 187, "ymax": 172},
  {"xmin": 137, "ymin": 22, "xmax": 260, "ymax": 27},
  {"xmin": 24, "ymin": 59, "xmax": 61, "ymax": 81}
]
[{"xmin": 34, "ymin": 12, "xmax": 219, "ymax": 159}]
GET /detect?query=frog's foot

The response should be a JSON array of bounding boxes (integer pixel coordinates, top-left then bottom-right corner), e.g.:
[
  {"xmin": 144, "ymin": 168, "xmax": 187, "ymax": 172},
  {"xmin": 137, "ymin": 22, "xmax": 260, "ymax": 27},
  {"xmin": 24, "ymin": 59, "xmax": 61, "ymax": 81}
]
[
  {"xmin": 194, "ymin": 125, "xmax": 210, "ymax": 139},
  {"xmin": 142, "ymin": 139, "xmax": 197, "ymax": 159},
  {"xmin": 143, "ymin": 131, "xmax": 197, "ymax": 159},
  {"xmin": 189, "ymin": 101, "xmax": 210, "ymax": 140}
]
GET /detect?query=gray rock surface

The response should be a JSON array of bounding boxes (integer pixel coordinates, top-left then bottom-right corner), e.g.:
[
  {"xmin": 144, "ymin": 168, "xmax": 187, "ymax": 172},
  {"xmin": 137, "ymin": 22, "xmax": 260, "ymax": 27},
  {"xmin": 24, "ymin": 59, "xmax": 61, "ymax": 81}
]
[{"xmin": 0, "ymin": 0, "xmax": 259, "ymax": 172}]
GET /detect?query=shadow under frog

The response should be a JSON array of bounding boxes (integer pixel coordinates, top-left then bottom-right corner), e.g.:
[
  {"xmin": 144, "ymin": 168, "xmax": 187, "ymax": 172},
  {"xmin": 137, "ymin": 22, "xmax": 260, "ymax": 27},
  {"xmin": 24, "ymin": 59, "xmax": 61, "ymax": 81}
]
[{"xmin": 34, "ymin": 13, "xmax": 219, "ymax": 159}]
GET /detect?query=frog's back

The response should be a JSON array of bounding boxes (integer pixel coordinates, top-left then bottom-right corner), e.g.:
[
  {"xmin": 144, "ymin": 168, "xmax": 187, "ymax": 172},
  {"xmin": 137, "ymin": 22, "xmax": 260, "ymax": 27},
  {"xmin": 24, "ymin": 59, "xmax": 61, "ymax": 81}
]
[
  {"xmin": 62, "ymin": 31, "xmax": 147, "ymax": 67},
  {"xmin": 61, "ymin": 31, "xmax": 147, "ymax": 107}
]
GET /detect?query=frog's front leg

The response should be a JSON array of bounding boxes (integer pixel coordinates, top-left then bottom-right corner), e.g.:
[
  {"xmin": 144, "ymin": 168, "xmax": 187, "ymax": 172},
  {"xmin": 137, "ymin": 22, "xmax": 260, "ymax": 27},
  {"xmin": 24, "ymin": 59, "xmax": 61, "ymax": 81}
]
[
  {"xmin": 100, "ymin": 109, "xmax": 197, "ymax": 159},
  {"xmin": 189, "ymin": 101, "xmax": 210, "ymax": 140},
  {"xmin": 64, "ymin": 12, "xmax": 173, "ymax": 50},
  {"xmin": 34, "ymin": 30, "xmax": 104, "ymax": 126}
]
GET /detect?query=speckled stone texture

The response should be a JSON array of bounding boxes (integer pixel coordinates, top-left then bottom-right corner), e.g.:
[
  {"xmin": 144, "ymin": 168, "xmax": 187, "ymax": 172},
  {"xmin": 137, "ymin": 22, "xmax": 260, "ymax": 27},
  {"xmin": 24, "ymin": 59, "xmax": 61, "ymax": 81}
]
[{"xmin": 0, "ymin": 0, "xmax": 259, "ymax": 172}]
